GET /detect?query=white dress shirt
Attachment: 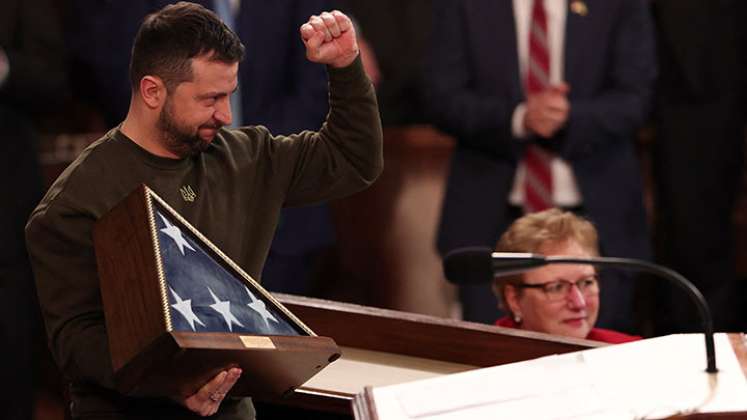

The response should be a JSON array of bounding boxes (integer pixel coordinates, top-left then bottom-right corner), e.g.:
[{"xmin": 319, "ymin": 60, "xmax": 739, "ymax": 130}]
[{"xmin": 508, "ymin": 0, "xmax": 583, "ymax": 207}]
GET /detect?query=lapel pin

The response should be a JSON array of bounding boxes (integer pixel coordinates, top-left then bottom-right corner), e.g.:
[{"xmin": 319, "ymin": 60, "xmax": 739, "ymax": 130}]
[{"xmin": 570, "ymin": 0, "xmax": 588, "ymax": 16}]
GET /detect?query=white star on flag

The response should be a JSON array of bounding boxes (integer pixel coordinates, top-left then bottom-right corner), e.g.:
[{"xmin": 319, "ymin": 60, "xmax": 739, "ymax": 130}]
[
  {"xmin": 158, "ymin": 213, "xmax": 195, "ymax": 255},
  {"xmin": 207, "ymin": 287, "xmax": 244, "ymax": 332},
  {"xmin": 244, "ymin": 286, "xmax": 278, "ymax": 328},
  {"xmin": 169, "ymin": 287, "xmax": 205, "ymax": 331}
]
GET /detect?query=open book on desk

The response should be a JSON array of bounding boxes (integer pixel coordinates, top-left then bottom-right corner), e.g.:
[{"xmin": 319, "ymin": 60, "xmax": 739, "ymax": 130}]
[{"xmin": 354, "ymin": 333, "xmax": 747, "ymax": 420}]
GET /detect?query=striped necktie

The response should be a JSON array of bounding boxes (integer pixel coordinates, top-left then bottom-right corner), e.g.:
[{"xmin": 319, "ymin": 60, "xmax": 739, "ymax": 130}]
[{"xmin": 523, "ymin": 0, "xmax": 554, "ymax": 213}]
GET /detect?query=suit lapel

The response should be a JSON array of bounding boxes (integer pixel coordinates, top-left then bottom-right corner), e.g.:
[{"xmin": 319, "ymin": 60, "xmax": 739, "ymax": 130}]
[
  {"xmin": 565, "ymin": 0, "xmax": 602, "ymax": 91},
  {"xmin": 502, "ymin": 1, "xmax": 523, "ymax": 100},
  {"xmin": 465, "ymin": 0, "xmax": 522, "ymax": 99},
  {"xmin": 564, "ymin": 0, "xmax": 583, "ymax": 90}
]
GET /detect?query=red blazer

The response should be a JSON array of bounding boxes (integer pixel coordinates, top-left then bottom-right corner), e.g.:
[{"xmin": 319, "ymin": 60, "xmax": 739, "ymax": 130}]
[{"xmin": 495, "ymin": 317, "xmax": 641, "ymax": 344}]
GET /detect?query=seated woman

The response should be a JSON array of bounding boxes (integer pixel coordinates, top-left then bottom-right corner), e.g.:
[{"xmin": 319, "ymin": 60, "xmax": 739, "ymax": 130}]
[{"xmin": 493, "ymin": 209, "xmax": 639, "ymax": 344}]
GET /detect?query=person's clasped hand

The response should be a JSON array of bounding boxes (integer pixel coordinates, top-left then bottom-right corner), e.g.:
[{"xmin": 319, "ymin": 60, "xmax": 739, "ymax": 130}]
[
  {"xmin": 524, "ymin": 83, "xmax": 571, "ymax": 138},
  {"xmin": 178, "ymin": 367, "xmax": 242, "ymax": 417},
  {"xmin": 300, "ymin": 10, "xmax": 360, "ymax": 69}
]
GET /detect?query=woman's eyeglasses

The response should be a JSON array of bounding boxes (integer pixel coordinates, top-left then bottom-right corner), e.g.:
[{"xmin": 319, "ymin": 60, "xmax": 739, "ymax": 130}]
[{"xmin": 515, "ymin": 275, "xmax": 599, "ymax": 302}]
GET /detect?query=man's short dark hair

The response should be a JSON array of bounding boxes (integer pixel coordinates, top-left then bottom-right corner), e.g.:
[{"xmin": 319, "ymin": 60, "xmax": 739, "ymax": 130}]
[{"xmin": 129, "ymin": 2, "xmax": 245, "ymax": 93}]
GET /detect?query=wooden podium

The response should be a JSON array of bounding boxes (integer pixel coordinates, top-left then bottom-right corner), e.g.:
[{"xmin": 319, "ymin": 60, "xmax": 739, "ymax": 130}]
[
  {"xmin": 254, "ymin": 297, "xmax": 747, "ymax": 419},
  {"xmin": 93, "ymin": 185, "xmax": 341, "ymax": 399},
  {"xmin": 257, "ymin": 294, "xmax": 603, "ymax": 415}
]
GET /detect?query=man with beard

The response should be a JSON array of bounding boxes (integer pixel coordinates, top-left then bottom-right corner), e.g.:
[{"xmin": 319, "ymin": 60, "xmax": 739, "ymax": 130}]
[{"xmin": 25, "ymin": 2, "xmax": 382, "ymax": 419}]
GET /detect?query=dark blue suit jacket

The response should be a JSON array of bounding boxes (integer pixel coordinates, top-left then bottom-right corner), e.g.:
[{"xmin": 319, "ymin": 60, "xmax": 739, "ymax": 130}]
[{"xmin": 425, "ymin": 0, "xmax": 656, "ymax": 327}]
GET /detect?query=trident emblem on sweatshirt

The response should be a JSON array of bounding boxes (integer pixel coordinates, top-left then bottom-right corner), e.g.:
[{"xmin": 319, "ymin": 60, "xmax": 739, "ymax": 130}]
[{"xmin": 180, "ymin": 185, "xmax": 197, "ymax": 202}]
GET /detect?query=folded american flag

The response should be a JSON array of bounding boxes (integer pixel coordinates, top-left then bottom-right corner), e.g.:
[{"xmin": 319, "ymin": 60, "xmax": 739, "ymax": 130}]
[{"xmin": 154, "ymin": 209, "xmax": 301, "ymax": 336}]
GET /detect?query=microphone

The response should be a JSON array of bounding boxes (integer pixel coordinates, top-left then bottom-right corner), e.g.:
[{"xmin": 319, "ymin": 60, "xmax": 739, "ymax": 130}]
[
  {"xmin": 442, "ymin": 247, "xmax": 718, "ymax": 373},
  {"xmin": 443, "ymin": 247, "xmax": 546, "ymax": 283}
]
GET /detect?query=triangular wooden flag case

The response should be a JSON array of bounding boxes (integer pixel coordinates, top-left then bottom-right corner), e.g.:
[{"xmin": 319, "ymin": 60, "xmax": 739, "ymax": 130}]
[{"xmin": 93, "ymin": 184, "xmax": 340, "ymax": 399}]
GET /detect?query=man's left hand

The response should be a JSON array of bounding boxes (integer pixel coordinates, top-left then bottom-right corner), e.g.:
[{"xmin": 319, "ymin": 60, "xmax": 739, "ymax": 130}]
[
  {"xmin": 300, "ymin": 11, "xmax": 359, "ymax": 68},
  {"xmin": 177, "ymin": 367, "xmax": 242, "ymax": 417}
]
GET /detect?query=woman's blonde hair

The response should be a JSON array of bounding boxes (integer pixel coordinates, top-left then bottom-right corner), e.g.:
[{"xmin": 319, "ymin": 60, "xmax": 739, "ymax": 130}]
[{"xmin": 493, "ymin": 208, "xmax": 599, "ymax": 312}]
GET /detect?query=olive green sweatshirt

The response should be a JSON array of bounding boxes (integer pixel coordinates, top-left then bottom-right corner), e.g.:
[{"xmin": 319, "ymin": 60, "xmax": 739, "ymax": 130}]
[{"xmin": 25, "ymin": 56, "xmax": 382, "ymax": 419}]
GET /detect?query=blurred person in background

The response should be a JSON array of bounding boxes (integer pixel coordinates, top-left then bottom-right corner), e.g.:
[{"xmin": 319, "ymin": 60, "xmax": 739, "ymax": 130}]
[
  {"xmin": 425, "ymin": 0, "xmax": 656, "ymax": 332},
  {"xmin": 335, "ymin": 0, "xmax": 431, "ymax": 125},
  {"xmin": 651, "ymin": 0, "xmax": 747, "ymax": 334},
  {"xmin": 0, "ymin": 0, "xmax": 68, "ymax": 419}
]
